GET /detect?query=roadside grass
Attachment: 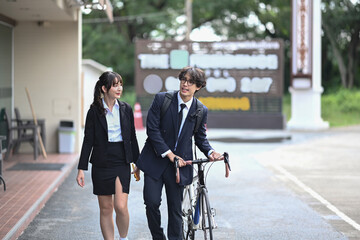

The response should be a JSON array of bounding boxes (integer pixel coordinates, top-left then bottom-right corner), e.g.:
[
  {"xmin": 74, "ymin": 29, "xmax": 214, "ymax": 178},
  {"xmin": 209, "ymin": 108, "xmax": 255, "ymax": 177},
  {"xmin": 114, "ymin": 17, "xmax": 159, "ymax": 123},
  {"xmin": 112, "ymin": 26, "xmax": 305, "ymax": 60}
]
[{"xmin": 283, "ymin": 88, "xmax": 360, "ymax": 127}]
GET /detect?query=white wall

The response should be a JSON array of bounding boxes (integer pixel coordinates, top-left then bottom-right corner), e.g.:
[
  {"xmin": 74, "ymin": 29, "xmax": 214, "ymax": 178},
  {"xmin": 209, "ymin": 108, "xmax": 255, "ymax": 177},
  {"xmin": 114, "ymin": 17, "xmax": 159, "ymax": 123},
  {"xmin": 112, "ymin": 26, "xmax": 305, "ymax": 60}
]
[
  {"xmin": 13, "ymin": 20, "xmax": 81, "ymax": 153},
  {"xmin": 82, "ymin": 65, "xmax": 103, "ymax": 127}
]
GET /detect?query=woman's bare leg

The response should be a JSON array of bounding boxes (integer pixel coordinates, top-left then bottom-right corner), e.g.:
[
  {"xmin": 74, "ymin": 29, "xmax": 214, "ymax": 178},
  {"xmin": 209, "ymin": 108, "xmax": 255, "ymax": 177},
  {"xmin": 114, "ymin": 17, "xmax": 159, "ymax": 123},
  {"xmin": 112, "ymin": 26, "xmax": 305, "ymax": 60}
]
[
  {"xmin": 98, "ymin": 195, "xmax": 114, "ymax": 240},
  {"xmin": 114, "ymin": 176, "xmax": 129, "ymax": 238}
]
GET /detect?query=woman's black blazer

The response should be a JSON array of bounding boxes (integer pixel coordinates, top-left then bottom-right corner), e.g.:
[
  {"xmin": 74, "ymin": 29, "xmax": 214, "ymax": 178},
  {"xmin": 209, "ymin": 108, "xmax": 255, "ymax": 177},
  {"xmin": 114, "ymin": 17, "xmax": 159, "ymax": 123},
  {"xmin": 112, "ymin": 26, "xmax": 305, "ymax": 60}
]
[{"xmin": 78, "ymin": 100, "xmax": 140, "ymax": 170}]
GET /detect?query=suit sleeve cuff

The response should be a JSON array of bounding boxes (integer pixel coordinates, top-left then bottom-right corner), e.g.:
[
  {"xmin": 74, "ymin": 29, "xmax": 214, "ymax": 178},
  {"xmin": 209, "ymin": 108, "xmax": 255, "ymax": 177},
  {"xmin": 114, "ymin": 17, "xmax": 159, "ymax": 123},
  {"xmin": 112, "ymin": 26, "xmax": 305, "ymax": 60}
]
[
  {"xmin": 207, "ymin": 149, "xmax": 214, "ymax": 157},
  {"xmin": 161, "ymin": 150, "xmax": 172, "ymax": 158}
]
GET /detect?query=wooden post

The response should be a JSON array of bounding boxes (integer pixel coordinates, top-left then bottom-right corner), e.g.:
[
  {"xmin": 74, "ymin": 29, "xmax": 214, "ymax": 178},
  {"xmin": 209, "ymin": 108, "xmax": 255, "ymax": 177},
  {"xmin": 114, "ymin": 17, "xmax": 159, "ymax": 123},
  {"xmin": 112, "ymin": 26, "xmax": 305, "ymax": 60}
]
[
  {"xmin": 185, "ymin": 0, "xmax": 192, "ymax": 40},
  {"xmin": 25, "ymin": 87, "xmax": 47, "ymax": 159}
]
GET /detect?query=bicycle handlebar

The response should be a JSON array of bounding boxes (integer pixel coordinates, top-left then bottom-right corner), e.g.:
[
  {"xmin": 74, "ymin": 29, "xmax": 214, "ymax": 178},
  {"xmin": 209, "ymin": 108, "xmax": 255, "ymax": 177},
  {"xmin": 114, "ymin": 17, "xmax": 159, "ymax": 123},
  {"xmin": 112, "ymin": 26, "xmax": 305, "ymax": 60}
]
[{"xmin": 174, "ymin": 152, "xmax": 231, "ymax": 183}]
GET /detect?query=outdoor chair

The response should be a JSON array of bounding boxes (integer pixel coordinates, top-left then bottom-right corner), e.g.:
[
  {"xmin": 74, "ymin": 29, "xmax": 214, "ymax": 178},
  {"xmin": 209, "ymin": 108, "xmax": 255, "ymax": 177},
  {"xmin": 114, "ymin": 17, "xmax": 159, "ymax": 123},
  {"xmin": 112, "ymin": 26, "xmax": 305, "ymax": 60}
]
[
  {"xmin": 13, "ymin": 108, "xmax": 46, "ymax": 152},
  {"xmin": 1, "ymin": 109, "xmax": 39, "ymax": 160},
  {"xmin": 13, "ymin": 107, "xmax": 37, "ymax": 153},
  {"xmin": 0, "ymin": 135, "xmax": 6, "ymax": 191}
]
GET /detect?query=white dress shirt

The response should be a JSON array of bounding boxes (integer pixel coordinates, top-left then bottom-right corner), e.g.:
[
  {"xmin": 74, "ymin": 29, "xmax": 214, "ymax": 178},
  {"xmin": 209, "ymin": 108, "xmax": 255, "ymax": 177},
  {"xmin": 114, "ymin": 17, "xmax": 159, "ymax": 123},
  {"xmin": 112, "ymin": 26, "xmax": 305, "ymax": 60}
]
[
  {"xmin": 161, "ymin": 93, "xmax": 193, "ymax": 157},
  {"xmin": 177, "ymin": 92, "xmax": 193, "ymax": 137},
  {"xmin": 102, "ymin": 98, "xmax": 123, "ymax": 142},
  {"xmin": 161, "ymin": 93, "xmax": 214, "ymax": 158}
]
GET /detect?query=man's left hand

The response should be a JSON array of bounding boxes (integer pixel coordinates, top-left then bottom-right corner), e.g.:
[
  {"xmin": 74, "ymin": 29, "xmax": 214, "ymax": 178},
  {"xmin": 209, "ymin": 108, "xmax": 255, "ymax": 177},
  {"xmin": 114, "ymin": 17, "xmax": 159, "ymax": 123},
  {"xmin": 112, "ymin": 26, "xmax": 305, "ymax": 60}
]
[{"xmin": 209, "ymin": 151, "xmax": 223, "ymax": 161}]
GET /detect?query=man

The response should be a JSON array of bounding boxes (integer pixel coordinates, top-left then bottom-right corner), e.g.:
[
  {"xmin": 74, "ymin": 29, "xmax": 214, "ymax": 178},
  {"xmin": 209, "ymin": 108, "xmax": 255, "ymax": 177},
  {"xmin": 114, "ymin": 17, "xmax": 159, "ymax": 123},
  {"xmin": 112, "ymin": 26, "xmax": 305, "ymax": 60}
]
[{"xmin": 136, "ymin": 67, "xmax": 222, "ymax": 240}]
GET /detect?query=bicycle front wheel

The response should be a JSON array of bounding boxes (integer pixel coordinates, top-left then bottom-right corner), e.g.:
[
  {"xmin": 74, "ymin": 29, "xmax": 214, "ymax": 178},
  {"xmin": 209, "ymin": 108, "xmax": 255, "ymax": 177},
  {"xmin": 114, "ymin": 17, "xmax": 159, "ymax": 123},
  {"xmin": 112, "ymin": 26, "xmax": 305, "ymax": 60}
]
[
  {"xmin": 182, "ymin": 186, "xmax": 195, "ymax": 240},
  {"xmin": 200, "ymin": 188, "xmax": 213, "ymax": 240}
]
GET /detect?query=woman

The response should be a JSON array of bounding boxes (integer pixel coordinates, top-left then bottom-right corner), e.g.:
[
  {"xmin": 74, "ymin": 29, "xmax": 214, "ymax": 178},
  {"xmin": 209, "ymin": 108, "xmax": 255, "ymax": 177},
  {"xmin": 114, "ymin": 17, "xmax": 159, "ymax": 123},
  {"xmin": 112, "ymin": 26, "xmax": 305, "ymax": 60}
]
[{"xmin": 76, "ymin": 71, "xmax": 140, "ymax": 240}]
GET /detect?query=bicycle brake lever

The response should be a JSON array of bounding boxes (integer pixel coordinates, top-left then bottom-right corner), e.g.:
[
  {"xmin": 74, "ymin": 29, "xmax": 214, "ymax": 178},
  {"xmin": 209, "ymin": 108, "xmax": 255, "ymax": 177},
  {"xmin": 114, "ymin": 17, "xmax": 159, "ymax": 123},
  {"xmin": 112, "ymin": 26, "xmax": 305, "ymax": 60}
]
[
  {"xmin": 174, "ymin": 156, "xmax": 179, "ymax": 168},
  {"xmin": 174, "ymin": 157, "xmax": 180, "ymax": 183},
  {"xmin": 224, "ymin": 152, "xmax": 231, "ymax": 178},
  {"xmin": 223, "ymin": 152, "xmax": 231, "ymax": 171}
]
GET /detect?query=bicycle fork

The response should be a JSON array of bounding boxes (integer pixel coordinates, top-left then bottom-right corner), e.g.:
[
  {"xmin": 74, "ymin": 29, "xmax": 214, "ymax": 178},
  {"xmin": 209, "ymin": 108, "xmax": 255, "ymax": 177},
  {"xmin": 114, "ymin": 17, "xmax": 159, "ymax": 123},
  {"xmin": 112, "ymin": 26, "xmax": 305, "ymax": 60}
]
[{"xmin": 193, "ymin": 191, "xmax": 217, "ymax": 230}]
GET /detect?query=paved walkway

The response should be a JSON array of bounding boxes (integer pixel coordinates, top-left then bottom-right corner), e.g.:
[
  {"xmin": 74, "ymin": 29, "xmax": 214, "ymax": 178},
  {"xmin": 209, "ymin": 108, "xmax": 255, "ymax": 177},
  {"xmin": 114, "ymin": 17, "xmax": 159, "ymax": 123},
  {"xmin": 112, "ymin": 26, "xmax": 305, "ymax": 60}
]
[
  {"xmin": 0, "ymin": 153, "xmax": 78, "ymax": 240},
  {"xmin": 1, "ymin": 126, "xmax": 360, "ymax": 239}
]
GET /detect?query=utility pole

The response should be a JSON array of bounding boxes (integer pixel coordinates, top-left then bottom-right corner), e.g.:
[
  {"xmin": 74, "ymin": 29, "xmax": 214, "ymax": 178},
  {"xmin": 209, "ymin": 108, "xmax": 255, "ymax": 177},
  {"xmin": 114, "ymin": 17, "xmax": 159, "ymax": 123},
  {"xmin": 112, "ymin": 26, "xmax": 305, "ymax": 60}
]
[{"xmin": 185, "ymin": 0, "xmax": 192, "ymax": 40}]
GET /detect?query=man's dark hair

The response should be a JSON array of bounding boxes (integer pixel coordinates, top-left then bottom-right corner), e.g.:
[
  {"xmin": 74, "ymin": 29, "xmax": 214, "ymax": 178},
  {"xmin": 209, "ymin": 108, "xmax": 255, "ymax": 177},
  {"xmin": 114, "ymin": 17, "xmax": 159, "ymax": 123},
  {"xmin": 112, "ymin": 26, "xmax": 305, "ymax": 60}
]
[{"xmin": 178, "ymin": 66, "xmax": 206, "ymax": 89}]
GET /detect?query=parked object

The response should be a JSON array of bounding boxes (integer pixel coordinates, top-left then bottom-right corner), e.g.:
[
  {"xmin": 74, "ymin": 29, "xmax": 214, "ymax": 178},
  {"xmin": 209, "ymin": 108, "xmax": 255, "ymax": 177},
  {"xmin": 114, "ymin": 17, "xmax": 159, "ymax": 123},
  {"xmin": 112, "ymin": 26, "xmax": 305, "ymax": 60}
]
[
  {"xmin": 0, "ymin": 135, "xmax": 6, "ymax": 191},
  {"xmin": 25, "ymin": 88, "xmax": 47, "ymax": 158},
  {"xmin": 13, "ymin": 107, "xmax": 46, "ymax": 154},
  {"xmin": 1, "ymin": 109, "xmax": 40, "ymax": 160},
  {"xmin": 58, "ymin": 121, "xmax": 75, "ymax": 153}
]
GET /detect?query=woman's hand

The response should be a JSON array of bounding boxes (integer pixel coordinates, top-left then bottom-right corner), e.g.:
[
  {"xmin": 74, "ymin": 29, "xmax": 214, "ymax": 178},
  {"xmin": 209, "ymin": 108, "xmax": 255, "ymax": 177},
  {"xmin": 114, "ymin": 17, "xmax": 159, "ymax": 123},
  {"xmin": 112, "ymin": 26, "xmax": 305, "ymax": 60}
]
[
  {"xmin": 131, "ymin": 164, "xmax": 141, "ymax": 181},
  {"xmin": 76, "ymin": 169, "xmax": 85, "ymax": 187}
]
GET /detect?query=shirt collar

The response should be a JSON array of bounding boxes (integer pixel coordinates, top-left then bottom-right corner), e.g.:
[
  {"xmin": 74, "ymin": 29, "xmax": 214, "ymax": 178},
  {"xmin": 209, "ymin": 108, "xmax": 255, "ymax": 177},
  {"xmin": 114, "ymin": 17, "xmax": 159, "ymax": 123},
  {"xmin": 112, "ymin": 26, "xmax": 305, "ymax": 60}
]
[
  {"xmin": 177, "ymin": 92, "xmax": 193, "ymax": 110},
  {"xmin": 102, "ymin": 98, "xmax": 119, "ymax": 112}
]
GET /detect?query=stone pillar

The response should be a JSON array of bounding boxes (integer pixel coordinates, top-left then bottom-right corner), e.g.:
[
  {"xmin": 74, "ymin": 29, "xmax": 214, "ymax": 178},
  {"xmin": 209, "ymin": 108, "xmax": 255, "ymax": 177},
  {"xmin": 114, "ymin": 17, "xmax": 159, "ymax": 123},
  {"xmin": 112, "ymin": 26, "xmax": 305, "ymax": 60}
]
[{"xmin": 288, "ymin": 0, "xmax": 329, "ymax": 130}]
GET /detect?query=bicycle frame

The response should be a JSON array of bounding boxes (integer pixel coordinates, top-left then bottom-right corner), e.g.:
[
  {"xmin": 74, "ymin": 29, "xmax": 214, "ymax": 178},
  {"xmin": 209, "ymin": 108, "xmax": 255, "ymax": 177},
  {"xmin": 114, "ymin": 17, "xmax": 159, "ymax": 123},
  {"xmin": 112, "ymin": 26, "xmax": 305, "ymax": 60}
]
[
  {"xmin": 182, "ymin": 163, "xmax": 216, "ymax": 240},
  {"xmin": 179, "ymin": 152, "xmax": 230, "ymax": 240},
  {"xmin": 195, "ymin": 162, "xmax": 216, "ymax": 226}
]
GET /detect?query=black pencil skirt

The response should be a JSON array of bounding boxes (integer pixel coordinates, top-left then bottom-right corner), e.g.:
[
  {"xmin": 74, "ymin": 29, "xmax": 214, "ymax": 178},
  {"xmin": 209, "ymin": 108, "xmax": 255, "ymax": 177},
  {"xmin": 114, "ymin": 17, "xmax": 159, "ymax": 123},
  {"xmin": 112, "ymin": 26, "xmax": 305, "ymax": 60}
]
[{"xmin": 91, "ymin": 142, "xmax": 130, "ymax": 195}]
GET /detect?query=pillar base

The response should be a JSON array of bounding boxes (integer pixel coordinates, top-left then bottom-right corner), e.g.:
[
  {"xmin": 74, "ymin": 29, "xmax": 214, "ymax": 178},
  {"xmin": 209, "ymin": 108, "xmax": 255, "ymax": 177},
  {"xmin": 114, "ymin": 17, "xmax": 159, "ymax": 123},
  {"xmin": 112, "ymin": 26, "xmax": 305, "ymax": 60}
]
[
  {"xmin": 287, "ymin": 86, "xmax": 329, "ymax": 131},
  {"xmin": 287, "ymin": 119, "xmax": 329, "ymax": 131}
]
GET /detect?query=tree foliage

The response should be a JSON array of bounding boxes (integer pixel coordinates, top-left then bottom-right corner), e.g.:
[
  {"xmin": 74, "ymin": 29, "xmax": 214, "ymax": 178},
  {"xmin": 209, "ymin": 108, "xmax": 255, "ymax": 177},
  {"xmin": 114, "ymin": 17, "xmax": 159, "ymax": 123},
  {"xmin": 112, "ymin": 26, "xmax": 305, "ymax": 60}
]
[
  {"xmin": 322, "ymin": 0, "xmax": 360, "ymax": 89},
  {"xmin": 82, "ymin": 0, "xmax": 183, "ymax": 85},
  {"xmin": 82, "ymin": 0, "xmax": 360, "ymax": 90}
]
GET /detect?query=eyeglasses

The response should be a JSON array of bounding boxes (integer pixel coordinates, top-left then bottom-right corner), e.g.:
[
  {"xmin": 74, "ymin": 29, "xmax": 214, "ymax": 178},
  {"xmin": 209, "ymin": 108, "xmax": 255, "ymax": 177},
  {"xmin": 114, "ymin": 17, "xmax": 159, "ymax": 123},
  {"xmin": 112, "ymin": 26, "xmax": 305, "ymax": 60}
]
[{"xmin": 179, "ymin": 78, "xmax": 196, "ymax": 86}]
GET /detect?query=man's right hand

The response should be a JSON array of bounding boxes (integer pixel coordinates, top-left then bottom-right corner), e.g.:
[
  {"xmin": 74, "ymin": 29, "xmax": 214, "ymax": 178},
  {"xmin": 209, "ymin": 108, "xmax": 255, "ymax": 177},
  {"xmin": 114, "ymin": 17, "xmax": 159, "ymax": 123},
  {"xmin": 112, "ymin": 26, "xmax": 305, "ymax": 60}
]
[{"xmin": 167, "ymin": 152, "xmax": 186, "ymax": 167}]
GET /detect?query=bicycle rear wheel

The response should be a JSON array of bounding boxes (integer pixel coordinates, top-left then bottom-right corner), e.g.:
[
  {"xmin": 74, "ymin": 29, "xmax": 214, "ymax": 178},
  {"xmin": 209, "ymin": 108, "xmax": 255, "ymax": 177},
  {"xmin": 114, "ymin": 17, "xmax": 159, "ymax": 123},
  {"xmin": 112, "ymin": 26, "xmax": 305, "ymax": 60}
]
[
  {"xmin": 182, "ymin": 185, "xmax": 195, "ymax": 239},
  {"xmin": 200, "ymin": 188, "xmax": 213, "ymax": 240}
]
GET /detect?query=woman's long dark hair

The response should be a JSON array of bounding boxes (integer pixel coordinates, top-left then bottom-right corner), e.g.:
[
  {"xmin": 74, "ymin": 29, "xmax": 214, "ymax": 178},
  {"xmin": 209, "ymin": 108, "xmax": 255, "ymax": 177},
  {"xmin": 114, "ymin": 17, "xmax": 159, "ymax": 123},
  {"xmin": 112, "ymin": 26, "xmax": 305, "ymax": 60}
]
[{"xmin": 92, "ymin": 71, "xmax": 123, "ymax": 115}]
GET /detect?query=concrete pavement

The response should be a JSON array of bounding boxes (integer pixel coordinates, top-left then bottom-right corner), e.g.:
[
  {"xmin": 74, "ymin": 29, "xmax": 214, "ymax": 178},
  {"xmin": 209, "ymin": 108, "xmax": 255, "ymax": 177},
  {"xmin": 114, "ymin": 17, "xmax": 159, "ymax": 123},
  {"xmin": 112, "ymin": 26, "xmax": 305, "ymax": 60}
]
[{"xmin": 17, "ymin": 126, "xmax": 360, "ymax": 239}]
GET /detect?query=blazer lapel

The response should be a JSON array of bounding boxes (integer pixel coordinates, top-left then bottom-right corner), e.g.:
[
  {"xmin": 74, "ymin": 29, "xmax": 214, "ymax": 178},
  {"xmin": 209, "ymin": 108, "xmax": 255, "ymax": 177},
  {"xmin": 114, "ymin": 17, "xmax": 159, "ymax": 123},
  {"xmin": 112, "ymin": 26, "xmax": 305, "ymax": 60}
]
[
  {"xmin": 169, "ymin": 95, "xmax": 179, "ymax": 142},
  {"xmin": 118, "ymin": 100, "xmax": 128, "ymax": 136},
  {"xmin": 98, "ymin": 110, "xmax": 107, "ymax": 133}
]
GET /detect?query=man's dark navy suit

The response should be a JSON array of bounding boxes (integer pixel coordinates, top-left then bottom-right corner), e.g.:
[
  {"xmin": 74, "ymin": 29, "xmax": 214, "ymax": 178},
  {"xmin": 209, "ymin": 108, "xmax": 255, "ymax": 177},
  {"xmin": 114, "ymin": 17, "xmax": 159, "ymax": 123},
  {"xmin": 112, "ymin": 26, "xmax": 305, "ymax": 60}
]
[{"xmin": 136, "ymin": 91, "xmax": 212, "ymax": 240}]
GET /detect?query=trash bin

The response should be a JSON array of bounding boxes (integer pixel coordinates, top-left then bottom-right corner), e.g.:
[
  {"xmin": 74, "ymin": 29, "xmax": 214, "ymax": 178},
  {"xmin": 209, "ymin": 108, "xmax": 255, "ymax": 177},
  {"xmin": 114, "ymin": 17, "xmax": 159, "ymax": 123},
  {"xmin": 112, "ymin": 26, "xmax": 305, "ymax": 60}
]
[{"xmin": 58, "ymin": 120, "xmax": 75, "ymax": 153}]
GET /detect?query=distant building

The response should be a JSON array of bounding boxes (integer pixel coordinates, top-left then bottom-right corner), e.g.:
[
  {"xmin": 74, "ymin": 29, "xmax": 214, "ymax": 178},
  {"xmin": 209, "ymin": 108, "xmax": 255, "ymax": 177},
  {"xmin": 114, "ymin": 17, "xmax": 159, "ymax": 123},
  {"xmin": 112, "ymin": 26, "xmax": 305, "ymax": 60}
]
[
  {"xmin": 0, "ymin": 1, "xmax": 113, "ymax": 153},
  {"xmin": 81, "ymin": 59, "xmax": 112, "ymax": 127}
]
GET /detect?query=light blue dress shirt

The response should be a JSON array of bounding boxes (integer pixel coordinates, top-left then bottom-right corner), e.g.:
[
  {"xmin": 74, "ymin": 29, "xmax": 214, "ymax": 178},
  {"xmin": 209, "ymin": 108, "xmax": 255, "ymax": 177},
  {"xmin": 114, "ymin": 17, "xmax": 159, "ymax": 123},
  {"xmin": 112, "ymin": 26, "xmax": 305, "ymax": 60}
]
[{"xmin": 102, "ymin": 98, "xmax": 123, "ymax": 142}]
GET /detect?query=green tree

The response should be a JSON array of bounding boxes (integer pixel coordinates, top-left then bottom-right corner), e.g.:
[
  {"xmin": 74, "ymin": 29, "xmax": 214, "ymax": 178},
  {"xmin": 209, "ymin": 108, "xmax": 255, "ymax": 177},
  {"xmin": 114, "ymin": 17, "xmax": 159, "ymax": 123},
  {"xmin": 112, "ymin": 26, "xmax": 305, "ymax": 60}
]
[
  {"xmin": 83, "ymin": 0, "xmax": 263, "ymax": 86},
  {"xmin": 83, "ymin": 0, "xmax": 359, "ymax": 90},
  {"xmin": 322, "ymin": 0, "xmax": 360, "ymax": 89},
  {"xmin": 203, "ymin": 0, "xmax": 292, "ymax": 90},
  {"xmin": 83, "ymin": 0, "xmax": 183, "ymax": 85}
]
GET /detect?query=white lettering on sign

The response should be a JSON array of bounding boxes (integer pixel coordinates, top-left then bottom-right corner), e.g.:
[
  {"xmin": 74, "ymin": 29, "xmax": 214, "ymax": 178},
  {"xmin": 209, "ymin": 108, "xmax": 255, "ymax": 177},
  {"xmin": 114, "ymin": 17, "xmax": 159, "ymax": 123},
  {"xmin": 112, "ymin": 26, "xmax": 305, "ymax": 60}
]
[
  {"xmin": 240, "ymin": 77, "xmax": 273, "ymax": 93},
  {"xmin": 138, "ymin": 54, "xmax": 169, "ymax": 69},
  {"xmin": 211, "ymin": 41, "xmax": 280, "ymax": 51},
  {"xmin": 206, "ymin": 77, "xmax": 236, "ymax": 93},
  {"xmin": 138, "ymin": 53, "xmax": 278, "ymax": 70},
  {"xmin": 189, "ymin": 54, "xmax": 278, "ymax": 70}
]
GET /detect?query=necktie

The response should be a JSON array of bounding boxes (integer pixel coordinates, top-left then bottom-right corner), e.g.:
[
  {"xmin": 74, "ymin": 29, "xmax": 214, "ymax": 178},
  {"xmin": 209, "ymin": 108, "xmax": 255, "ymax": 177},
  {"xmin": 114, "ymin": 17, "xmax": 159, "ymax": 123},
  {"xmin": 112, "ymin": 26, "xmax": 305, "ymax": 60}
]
[{"xmin": 178, "ymin": 103, "xmax": 186, "ymax": 135}]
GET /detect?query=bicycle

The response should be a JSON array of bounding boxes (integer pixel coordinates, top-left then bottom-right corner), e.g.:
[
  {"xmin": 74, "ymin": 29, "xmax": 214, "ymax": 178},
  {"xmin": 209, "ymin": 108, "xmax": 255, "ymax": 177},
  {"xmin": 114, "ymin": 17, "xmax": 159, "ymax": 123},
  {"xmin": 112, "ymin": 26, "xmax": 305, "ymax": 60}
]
[{"xmin": 174, "ymin": 152, "xmax": 231, "ymax": 240}]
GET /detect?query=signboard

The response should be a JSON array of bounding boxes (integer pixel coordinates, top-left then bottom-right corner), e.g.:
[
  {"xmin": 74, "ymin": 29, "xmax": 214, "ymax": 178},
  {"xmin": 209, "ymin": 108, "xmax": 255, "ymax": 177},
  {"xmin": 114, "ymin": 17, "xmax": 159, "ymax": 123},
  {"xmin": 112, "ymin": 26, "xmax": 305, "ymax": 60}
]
[{"xmin": 135, "ymin": 40, "xmax": 284, "ymax": 129}]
